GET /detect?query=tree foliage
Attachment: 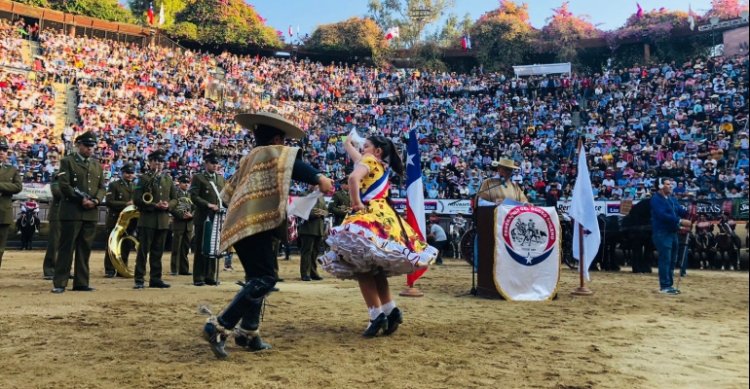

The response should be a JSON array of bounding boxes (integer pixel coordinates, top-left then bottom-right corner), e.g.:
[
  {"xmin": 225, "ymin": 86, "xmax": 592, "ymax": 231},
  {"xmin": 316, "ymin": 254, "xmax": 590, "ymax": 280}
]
[
  {"xmin": 171, "ymin": 0, "xmax": 281, "ymax": 48},
  {"xmin": 707, "ymin": 0, "xmax": 749, "ymax": 19},
  {"xmin": 128, "ymin": 0, "xmax": 187, "ymax": 27},
  {"xmin": 540, "ymin": 2, "xmax": 601, "ymax": 62},
  {"xmin": 428, "ymin": 12, "xmax": 472, "ymax": 48},
  {"xmin": 470, "ymin": 0, "xmax": 537, "ymax": 72},
  {"xmin": 15, "ymin": 0, "xmax": 136, "ymax": 24},
  {"xmin": 607, "ymin": 7, "xmax": 689, "ymax": 47},
  {"xmin": 306, "ymin": 18, "xmax": 387, "ymax": 57},
  {"xmin": 367, "ymin": 0, "xmax": 454, "ymax": 48}
]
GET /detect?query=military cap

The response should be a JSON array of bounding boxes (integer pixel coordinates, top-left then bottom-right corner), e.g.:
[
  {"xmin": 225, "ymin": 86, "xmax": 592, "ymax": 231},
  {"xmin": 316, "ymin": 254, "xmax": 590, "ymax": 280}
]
[
  {"xmin": 235, "ymin": 112, "xmax": 305, "ymax": 139},
  {"xmin": 75, "ymin": 131, "xmax": 98, "ymax": 146},
  {"xmin": 121, "ymin": 164, "xmax": 136, "ymax": 174},
  {"xmin": 204, "ymin": 152, "xmax": 220, "ymax": 164},
  {"xmin": 148, "ymin": 150, "xmax": 166, "ymax": 161},
  {"xmin": 178, "ymin": 175, "xmax": 191, "ymax": 184}
]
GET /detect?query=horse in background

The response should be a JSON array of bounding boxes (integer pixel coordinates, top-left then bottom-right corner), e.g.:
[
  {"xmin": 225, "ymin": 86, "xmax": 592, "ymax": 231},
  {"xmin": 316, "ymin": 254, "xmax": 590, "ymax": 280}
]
[
  {"xmin": 15, "ymin": 201, "xmax": 40, "ymax": 250},
  {"xmin": 715, "ymin": 214, "xmax": 742, "ymax": 270}
]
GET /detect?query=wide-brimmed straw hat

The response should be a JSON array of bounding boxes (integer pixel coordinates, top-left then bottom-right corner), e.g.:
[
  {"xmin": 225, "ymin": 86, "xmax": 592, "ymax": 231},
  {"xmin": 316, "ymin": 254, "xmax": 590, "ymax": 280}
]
[
  {"xmin": 491, "ymin": 158, "xmax": 519, "ymax": 170},
  {"xmin": 235, "ymin": 112, "xmax": 305, "ymax": 139}
]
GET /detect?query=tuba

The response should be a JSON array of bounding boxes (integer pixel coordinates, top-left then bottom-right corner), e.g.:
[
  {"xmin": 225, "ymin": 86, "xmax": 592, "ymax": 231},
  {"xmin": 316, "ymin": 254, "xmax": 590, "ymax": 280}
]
[{"xmin": 107, "ymin": 205, "xmax": 140, "ymax": 278}]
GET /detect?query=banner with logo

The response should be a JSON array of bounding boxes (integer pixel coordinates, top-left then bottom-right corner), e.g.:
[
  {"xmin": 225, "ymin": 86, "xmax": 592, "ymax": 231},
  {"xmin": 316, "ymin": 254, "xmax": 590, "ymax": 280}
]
[{"xmin": 494, "ymin": 205, "xmax": 560, "ymax": 301}]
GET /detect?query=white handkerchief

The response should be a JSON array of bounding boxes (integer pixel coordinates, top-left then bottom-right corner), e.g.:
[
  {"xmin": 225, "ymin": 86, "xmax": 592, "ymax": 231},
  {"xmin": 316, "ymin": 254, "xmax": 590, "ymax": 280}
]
[
  {"xmin": 348, "ymin": 128, "xmax": 366, "ymax": 149},
  {"xmin": 288, "ymin": 190, "xmax": 324, "ymax": 221}
]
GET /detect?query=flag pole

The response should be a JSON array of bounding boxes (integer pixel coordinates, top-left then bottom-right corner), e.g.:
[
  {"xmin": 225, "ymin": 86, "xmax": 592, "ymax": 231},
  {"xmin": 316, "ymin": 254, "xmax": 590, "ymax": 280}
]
[{"xmin": 572, "ymin": 139, "xmax": 593, "ymax": 296}]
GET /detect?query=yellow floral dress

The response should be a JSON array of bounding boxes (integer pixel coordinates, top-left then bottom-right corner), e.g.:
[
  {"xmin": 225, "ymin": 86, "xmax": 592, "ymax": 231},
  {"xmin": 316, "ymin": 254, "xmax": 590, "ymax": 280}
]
[{"xmin": 318, "ymin": 155, "xmax": 437, "ymax": 279}]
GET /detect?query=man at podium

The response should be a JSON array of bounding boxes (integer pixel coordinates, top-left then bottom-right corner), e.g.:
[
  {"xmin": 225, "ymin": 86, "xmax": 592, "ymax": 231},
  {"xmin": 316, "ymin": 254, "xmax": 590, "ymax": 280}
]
[{"xmin": 476, "ymin": 158, "xmax": 528, "ymax": 206}]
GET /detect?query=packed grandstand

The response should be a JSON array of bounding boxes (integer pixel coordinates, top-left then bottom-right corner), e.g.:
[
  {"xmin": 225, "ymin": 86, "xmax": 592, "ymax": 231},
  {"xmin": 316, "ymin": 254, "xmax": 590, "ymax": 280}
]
[{"xmin": 1, "ymin": 16, "xmax": 748, "ymax": 205}]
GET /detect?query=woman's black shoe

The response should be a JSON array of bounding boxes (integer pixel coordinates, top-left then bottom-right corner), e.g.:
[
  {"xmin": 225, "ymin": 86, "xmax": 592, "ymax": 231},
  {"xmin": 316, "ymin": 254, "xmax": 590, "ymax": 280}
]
[
  {"xmin": 362, "ymin": 313, "xmax": 388, "ymax": 338},
  {"xmin": 383, "ymin": 307, "xmax": 403, "ymax": 336}
]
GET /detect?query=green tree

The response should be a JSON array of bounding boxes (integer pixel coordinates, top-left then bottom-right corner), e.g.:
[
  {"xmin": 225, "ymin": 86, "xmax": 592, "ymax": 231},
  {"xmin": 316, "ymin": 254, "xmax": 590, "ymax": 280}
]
[
  {"xmin": 540, "ymin": 2, "xmax": 601, "ymax": 63},
  {"xmin": 16, "ymin": 0, "xmax": 136, "ymax": 23},
  {"xmin": 173, "ymin": 0, "xmax": 281, "ymax": 48},
  {"xmin": 306, "ymin": 17, "xmax": 387, "ymax": 58},
  {"xmin": 431, "ymin": 12, "xmax": 472, "ymax": 48},
  {"xmin": 55, "ymin": 0, "xmax": 136, "ymax": 24},
  {"xmin": 470, "ymin": 0, "xmax": 537, "ymax": 72},
  {"xmin": 367, "ymin": 0, "xmax": 455, "ymax": 48}
]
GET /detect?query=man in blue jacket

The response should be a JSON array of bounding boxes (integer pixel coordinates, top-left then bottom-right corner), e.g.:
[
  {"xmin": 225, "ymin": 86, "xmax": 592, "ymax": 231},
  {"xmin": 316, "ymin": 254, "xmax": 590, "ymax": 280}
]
[{"xmin": 650, "ymin": 178, "xmax": 692, "ymax": 295}]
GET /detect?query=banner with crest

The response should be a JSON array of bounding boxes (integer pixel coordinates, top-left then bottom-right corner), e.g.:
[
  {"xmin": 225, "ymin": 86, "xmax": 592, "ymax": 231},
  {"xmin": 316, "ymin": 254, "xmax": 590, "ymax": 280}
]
[{"xmin": 494, "ymin": 205, "xmax": 561, "ymax": 301}]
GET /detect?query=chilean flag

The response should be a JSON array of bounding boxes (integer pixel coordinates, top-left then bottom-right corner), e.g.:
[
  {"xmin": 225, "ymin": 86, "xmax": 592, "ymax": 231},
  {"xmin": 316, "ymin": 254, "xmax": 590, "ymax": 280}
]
[
  {"xmin": 404, "ymin": 128, "xmax": 428, "ymax": 287},
  {"xmin": 147, "ymin": 2, "xmax": 155, "ymax": 25}
]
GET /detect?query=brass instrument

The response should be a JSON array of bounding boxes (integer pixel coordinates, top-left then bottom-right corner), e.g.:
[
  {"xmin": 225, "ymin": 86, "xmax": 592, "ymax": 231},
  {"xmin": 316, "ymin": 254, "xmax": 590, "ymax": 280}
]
[
  {"xmin": 175, "ymin": 197, "xmax": 194, "ymax": 220},
  {"xmin": 107, "ymin": 204, "xmax": 140, "ymax": 278},
  {"xmin": 140, "ymin": 172, "xmax": 159, "ymax": 205}
]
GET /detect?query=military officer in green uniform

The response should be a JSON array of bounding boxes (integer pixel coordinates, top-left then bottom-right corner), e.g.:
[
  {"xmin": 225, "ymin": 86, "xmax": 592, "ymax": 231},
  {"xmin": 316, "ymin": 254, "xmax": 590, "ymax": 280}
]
[
  {"xmin": 298, "ymin": 192, "xmax": 327, "ymax": 281},
  {"xmin": 103, "ymin": 163, "xmax": 137, "ymax": 277},
  {"xmin": 42, "ymin": 151, "xmax": 61, "ymax": 279},
  {"xmin": 0, "ymin": 137, "xmax": 23, "ymax": 270},
  {"xmin": 170, "ymin": 175, "xmax": 194, "ymax": 276},
  {"xmin": 328, "ymin": 179, "xmax": 351, "ymax": 226},
  {"xmin": 189, "ymin": 152, "xmax": 225, "ymax": 286},
  {"xmin": 51, "ymin": 131, "xmax": 105, "ymax": 293},
  {"xmin": 133, "ymin": 150, "xmax": 177, "ymax": 289}
]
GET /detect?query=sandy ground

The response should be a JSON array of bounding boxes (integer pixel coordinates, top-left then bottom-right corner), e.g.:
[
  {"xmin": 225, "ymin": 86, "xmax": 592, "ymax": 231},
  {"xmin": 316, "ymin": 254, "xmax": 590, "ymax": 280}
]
[{"xmin": 0, "ymin": 249, "xmax": 748, "ymax": 389}]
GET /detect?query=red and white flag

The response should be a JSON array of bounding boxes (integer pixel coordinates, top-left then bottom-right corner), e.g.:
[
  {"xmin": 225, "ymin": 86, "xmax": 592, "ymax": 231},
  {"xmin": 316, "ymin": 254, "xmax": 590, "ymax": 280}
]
[
  {"xmin": 384, "ymin": 26, "xmax": 400, "ymax": 41},
  {"xmin": 404, "ymin": 128, "xmax": 427, "ymax": 287},
  {"xmin": 147, "ymin": 2, "xmax": 155, "ymax": 25},
  {"xmin": 288, "ymin": 25, "xmax": 294, "ymax": 37}
]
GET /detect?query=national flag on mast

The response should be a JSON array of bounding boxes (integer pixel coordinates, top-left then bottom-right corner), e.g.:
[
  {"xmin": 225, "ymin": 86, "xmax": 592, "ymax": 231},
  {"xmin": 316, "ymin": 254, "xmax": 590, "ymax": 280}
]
[
  {"xmin": 288, "ymin": 25, "xmax": 294, "ymax": 37},
  {"xmin": 688, "ymin": 4, "xmax": 696, "ymax": 31},
  {"xmin": 158, "ymin": 3, "xmax": 165, "ymax": 26},
  {"xmin": 147, "ymin": 2, "xmax": 155, "ymax": 25},
  {"xmin": 384, "ymin": 26, "xmax": 400, "ymax": 41},
  {"xmin": 636, "ymin": 2, "xmax": 643, "ymax": 19},
  {"xmin": 461, "ymin": 34, "xmax": 472, "ymax": 51},
  {"xmin": 569, "ymin": 144, "xmax": 600, "ymax": 282},
  {"xmin": 404, "ymin": 128, "xmax": 428, "ymax": 287}
]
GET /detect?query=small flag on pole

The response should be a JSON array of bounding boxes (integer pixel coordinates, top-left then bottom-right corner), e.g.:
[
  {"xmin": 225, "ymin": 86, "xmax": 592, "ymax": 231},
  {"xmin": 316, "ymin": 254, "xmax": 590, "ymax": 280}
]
[
  {"xmin": 569, "ymin": 144, "xmax": 600, "ymax": 282},
  {"xmin": 158, "ymin": 3, "xmax": 165, "ymax": 26},
  {"xmin": 147, "ymin": 2, "xmax": 155, "ymax": 25},
  {"xmin": 384, "ymin": 26, "xmax": 400, "ymax": 41},
  {"xmin": 636, "ymin": 3, "xmax": 643, "ymax": 19}
]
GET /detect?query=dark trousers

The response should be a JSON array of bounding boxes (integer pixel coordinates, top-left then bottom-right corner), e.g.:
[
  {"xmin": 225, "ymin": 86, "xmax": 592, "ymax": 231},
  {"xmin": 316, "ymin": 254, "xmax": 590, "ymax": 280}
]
[
  {"xmin": 299, "ymin": 234, "xmax": 322, "ymax": 278},
  {"xmin": 193, "ymin": 220, "xmax": 217, "ymax": 283},
  {"xmin": 170, "ymin": 228, "xmax": 192, "ymax": 274},
  {"xmin": 0, "ymin": 224, "xmax": 8, "ymax": 269},
  {"xmin": 218, "ymin": 230, "xmax": 278, "ymax": 331},
  {"xmin": 428, "ymin": 238, "xmax": 447, "ymax": 264},
  {"xmin": 134, "ymin": 227, "xmax": 167, "ymax": 283},
  {"xmin": 42, "ymin": 219, "xmax": 60, "ymax": 277},
  {"xmin": 53, "ymin": 220, "xmax": 95, "ymax": 289}
]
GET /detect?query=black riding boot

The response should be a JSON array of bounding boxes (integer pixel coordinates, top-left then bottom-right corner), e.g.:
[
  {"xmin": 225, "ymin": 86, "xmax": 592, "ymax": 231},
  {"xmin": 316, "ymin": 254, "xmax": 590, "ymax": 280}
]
[{"xmin": 234, "ymin": 297, "xmax": 272, "ymax": 351}]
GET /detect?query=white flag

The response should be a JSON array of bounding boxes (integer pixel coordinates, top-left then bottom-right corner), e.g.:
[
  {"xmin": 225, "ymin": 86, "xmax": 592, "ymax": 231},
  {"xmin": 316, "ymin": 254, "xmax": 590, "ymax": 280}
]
[
  {"xmin": 569, "ymin": 145, "xmax": 600, "ymax": 281},
  {"xmin": 288, "ymin": 190, "xmax": 324, "ymax": 221},
  {"xmin": 158, "ymin": 3, "xmax": 165, "ymax": 26}
]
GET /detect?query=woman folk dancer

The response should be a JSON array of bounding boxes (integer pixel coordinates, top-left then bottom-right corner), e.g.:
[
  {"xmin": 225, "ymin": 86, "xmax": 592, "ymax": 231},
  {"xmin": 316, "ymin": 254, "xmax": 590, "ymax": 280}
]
[
  {"xmin": 318, "ymin": 135, "xmax": 437, "ymax": 337},
  {"xmin": 203, "ymin": 112, "xmax": 333, "ymax": 359}
]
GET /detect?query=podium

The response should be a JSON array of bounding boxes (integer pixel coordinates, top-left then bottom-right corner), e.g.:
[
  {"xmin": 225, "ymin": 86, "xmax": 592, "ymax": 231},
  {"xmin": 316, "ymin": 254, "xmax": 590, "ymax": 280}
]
[{"xmin": 475, "ymin": 206, "xmax": 502, "ymax": 299}]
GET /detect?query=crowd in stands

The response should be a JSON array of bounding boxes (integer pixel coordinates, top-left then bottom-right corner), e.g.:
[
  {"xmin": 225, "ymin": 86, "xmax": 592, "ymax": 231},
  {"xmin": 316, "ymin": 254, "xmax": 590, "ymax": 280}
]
[{"xmin": 1, "ymin": 19, "xmax": 748, "ymax": 205}]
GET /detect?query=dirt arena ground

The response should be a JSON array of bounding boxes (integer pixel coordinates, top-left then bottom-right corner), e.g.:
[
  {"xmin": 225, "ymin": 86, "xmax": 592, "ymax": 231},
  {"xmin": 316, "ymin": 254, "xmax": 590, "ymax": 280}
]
[{"xmin": 0, "ymin": 250, "xmax": 747, "ymax": 389}]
